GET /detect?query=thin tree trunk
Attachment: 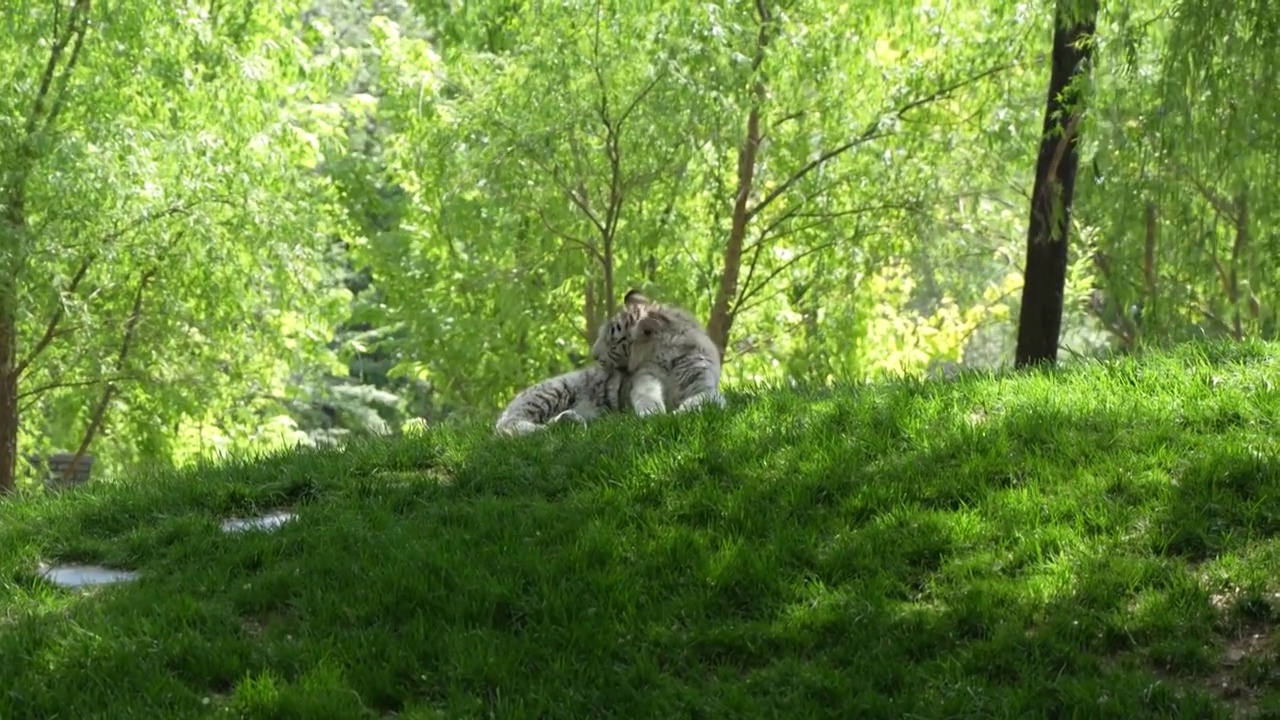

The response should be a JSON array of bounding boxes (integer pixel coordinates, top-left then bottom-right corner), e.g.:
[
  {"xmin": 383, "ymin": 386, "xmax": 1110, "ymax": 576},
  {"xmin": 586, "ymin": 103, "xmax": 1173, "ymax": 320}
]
[
  {"xmin": 602, "ymin": 237, "xmax": 614, "ymax": 319},
  {"xmin": 0, "ymin": 0, "xmax": 91, "ymax": 493},
  {"xmin": 1014, "ymin": 0, "xmax": 1097, "ymax": 367},
  {"xmin": 1137, "ymin": 199, "xmax": 1157, "ymax": 342},
  {"xmin": 707, "ymin": 0, "xmax": 771, "ymax": 356},
  {"xmin": 1228, "ymin": 191, "xmax": 1247, "ymax": 341},
  {"xmin": 62, "ymin": 268, "xmax": 155, "ymax": 484},
  {"xmin": 1142, "ymin": 200, "xmax": 1157, "ymax": 301},
  {"xmin": 583, "ymin": 277, "xmax": 600, "ymax": 344},
  {"xmin": 0, "ymin": 178, "xmax": 31, "ymax": 495},
  {"xmin": 0, "ymin": 292, "xmax": 17, "ymax": 495}
]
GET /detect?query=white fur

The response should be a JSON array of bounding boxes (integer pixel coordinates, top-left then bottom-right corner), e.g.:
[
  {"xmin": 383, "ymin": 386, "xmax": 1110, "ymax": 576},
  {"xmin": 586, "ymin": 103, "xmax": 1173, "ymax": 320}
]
[{"xmin": 592, "ymin": 291, "xmax": 726, "ymax": 417}]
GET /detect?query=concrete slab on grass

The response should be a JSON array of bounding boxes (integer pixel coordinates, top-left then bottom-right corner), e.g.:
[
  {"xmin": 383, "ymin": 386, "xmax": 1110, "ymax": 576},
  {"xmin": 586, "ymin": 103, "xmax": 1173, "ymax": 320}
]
[
  {"xmin": 37, "ymin": 563, "xmax": 138, "ymax": 589},
  {"xmin": 220, "ymin": 510, "xmax": 295, "ymax": 534}
]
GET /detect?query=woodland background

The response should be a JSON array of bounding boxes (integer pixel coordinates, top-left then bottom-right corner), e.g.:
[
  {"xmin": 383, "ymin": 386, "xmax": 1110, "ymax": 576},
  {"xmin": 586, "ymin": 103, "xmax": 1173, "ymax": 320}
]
[{"xmin": 0, "ymin": 0, "xmax": 1273, "ymax": 490}]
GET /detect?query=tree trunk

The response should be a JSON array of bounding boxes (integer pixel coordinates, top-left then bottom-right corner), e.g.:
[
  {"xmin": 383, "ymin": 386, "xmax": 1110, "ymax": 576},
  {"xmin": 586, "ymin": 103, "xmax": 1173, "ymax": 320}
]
[
  {"xmin": 706, "ymin": 0, "xmax": 772, "ymax": 356},
  {"xmin": 1013, "ymin": 0, "xmax": 1097, "ymax": 367},
  {"xmin": 0, "ymin": 307, "xmax": 17, "ymax": 495},
  {"xmin": 61, "ymin": 268, "xmax": 155, "ymax": 484},
  {"xmin": 1228, "ymin": 190, "xmax": 1248, "ymax": 341},
  {"xmin": 583, "ymin": 276, "xmax": 600, "ymax": 344},
  {"xmin": 706, "ymin": 105, "xmax": 761, "ymax": 356},
  {"xmin": 0, "ymin": 0, "xmax": 91, "ymax": 493},
  {"xmin": 0, "ymin": 186, "xmax": 27, "ymax": 495}
]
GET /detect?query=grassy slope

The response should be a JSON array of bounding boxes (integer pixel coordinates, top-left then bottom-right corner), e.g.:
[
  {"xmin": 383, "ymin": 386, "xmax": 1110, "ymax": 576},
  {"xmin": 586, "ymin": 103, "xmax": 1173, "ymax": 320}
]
[{"xmin": 1, "ymin": 342, "xmax": 1279, "ymax": 719}]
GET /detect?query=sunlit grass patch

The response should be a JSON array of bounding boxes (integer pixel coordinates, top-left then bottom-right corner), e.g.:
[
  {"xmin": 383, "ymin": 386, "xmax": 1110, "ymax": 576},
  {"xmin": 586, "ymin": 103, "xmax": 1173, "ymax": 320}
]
[{"xmin": 0, "ymin": 340, "xmax": 1277, "ymax": 718}]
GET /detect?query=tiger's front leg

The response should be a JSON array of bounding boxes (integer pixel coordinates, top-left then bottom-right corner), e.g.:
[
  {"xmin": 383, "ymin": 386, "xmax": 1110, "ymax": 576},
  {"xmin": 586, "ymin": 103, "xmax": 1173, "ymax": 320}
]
[{"xmin": 630, "ymin": 370, "xmax": 667, "ymax": 417}]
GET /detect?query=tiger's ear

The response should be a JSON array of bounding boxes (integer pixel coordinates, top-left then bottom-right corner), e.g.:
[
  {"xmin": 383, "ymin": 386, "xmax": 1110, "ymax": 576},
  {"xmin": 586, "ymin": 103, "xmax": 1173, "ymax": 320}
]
[
  {"xmin": 635, "ymin": 313, "xmax": 667, "ymax": 337},
  {"xmin": 623, "ymin": 288, "xmax": 649, "ymax": 307}
]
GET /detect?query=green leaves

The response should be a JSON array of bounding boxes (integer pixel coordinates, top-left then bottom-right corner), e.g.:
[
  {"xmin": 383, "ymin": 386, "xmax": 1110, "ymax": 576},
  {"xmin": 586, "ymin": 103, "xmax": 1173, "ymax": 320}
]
[
  {"xmin": 1, "ymin": 0, "xmax": 355, "ymax": 480},
  {"xmin": 1077, "ymin": 0, "xmax": 1280, "ymax": 351},
  {"xmin": 352, "ymin": 0, "xmax": 1044, "ymax": 410},
  {"xmin": 3, "ymin": 0, "xmax": 1268, "ymax": 474}
]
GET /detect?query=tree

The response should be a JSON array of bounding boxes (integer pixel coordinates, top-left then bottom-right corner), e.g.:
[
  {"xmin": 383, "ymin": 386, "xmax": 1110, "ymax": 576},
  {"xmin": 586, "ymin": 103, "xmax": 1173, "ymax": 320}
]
[
  {"xmin": 1013, "ymin": 0, "xmax": 1098, "ymax": 367},
  {"xmin": 1077, "ymin": 0, "xmax": 1280, "ymax": 352},
  {"xmin": 0, "ymin": 0, "xmax": 353, "ymax": 491},
  {"xmin": 360, "ymin": 0, "xmax": 1038, "ymax": 413}
]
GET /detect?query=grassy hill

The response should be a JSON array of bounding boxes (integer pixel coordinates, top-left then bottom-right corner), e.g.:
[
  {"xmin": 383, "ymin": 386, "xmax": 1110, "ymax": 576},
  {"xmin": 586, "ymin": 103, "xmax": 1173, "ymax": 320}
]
[{"xmin": 2, "ymin": 341, "xmax": 1278, "ymax": 719}]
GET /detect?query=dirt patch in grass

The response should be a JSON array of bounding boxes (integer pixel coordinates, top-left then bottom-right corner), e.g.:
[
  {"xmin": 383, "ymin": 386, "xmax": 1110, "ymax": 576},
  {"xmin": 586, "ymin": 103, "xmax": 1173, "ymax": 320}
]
[{"xmin": 1205, "ymin": 592, "xmax": 1280, "ymax": 718}]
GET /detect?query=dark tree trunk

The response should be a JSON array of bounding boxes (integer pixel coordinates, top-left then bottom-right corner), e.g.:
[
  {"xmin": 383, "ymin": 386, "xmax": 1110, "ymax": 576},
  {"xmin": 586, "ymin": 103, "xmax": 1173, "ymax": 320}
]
[
  {"xmin": 1014, "ymin": 0, "xmax": 1098, "ymax": 367},
  {"xmin": 0, "ymin": 312, "xmax": 16, "ymax": 495},
  {"xmin": 0, "ymin": 192, "xmax": 25, "ymax": 495}
]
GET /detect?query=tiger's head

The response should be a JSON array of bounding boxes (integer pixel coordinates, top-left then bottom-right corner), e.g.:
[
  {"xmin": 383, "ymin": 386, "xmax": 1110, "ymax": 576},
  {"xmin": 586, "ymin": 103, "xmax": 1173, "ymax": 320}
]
[{"xmin": 591, "ymin": 289, "xmax": 652, "ymax": 371}]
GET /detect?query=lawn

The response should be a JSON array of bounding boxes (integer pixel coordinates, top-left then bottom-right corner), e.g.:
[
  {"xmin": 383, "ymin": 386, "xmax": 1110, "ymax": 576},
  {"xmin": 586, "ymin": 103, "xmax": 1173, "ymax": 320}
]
[{"xmin": 2, "ymin": 341, "xmax": 1278, "ymax": 719}]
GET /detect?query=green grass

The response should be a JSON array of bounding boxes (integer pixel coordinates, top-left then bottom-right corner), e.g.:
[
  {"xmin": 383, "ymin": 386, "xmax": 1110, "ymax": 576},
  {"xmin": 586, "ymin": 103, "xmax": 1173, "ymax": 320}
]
[{"xmin": 3, "ymin": 341, "xmax": 1280, "ymax": 719}]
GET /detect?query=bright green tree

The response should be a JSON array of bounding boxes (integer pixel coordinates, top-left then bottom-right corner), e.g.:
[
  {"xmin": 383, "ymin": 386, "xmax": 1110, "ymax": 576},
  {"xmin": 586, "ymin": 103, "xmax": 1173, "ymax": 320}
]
[
  {"xmin": 0, "ymin": 0, "xmax": 355, "ymax": 491},
  {"xmin": 1080, "ymin": 0, "xmax": 1280, "ymax": 350},
  {"xmin": 354, "ymin": 0, "xmax": 1041, "ymax": 415}
]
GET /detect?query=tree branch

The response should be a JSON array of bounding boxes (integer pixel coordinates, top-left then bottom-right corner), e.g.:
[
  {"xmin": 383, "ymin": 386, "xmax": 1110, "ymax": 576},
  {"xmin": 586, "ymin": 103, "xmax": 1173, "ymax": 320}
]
[
  {"xmin": 23, "ymin": 0, "xmax": 91, "ymax": 140},
  {"xmin": 565, "ymin": 125, "xmax": 593, "ymax": 209},
  {"xmin": 706, "ymin": 0, "xmax": 773, "ymax": 352},
  {"xmin": 595, "ymin": 75, "xmax": 622, "ymax": 314},
  {"xmin": 15, "ymin": 252, "xmax": 94, "ymax": 378},
  {"xmin": 44, "ymin": 198, "xmax": 222, "ymax": 261},
  {"xmin": 752, "ymin": 201, "xmax": 918, "ymax": 250},
  {"xmin": 1040, "ymin": 111, "xmax": 1080, "ymax": 201},
  {"xmin": 1228, "ymin": 190, "xmax": 1248, "ymax": 340},
  {"xmin": 40, "ymin": 0, "xmax": 91, "ymax": 136},
  {"xmin": 15, "ymin": 198, "xmax": 202, "ymax": 379},
  {"xmin": 539, "ymin": 162, "xmax": 605, "ymax": 235},
  {"xmin": 617, "ymin": 72, "xmax": 662, "ymax": 130},
  {"xmin": 17, "ymin": 374, "xmax": 146, "ymax": 403},
  {"xmin": 586, "ymin": 5, "xmax": 635, "ymax": 314},
  {"xmin": 752, "ymin": 200, "xmax": 808, "ymax": 248},
  {"xmin": 62, "ymin": 266, "xmax": 155, "ymax": 484},
  {"xmin": 735, "ymin": 236, "xmax": 768, "ymax": 315},
  {"xmin": 1167, "ymin": 160, "xmax": 1237, "ymax": 223},
  {"xmin": 547, "ymin": 162, "xmax": 606, "ymax": 235},
  {"xmin": 747, "ymin": 61, "xmax": 1018, "ymax": 221},
  {"xmin": 1190, "ymin": 297, "xmax": 1234, "ymax": 337},
  {"xmin": 735, "ymin": 240, "xmax": 841, "ymax": 315},
  {"xmin": 535, "ymin": 207, "xmax": 605, "ymax": 266},
  {"xmin": 106, "ymin": 200, "xmax": 209, "ymax": 245},
  {"xmin": 491, "ymin": 117, "xmax": 608, "ymax": 235}
]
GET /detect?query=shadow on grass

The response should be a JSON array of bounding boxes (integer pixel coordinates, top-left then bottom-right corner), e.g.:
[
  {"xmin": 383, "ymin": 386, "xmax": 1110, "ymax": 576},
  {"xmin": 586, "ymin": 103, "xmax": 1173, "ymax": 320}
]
[{"xmin": 1, "ymin": 342, "xmax": 1277, "ymax": 718}]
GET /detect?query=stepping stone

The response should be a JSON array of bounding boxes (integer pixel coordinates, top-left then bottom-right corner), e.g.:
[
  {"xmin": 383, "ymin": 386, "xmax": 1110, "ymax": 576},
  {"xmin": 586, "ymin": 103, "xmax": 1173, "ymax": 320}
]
[
  {"xmin": 220, "ymin": 510, "xmax": 295, "ymax": 533},
  {"xmin": 37, "ymin": 562, "xmax": 138, "ymax": 589}
]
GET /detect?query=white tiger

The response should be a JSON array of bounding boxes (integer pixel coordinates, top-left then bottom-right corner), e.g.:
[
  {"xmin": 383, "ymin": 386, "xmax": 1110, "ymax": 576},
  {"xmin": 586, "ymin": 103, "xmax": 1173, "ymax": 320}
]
[
  {"xmin": 494, "ymin": 365, "xmax": 633, "ymax": 436},
  {"xmin": 590, "ymin": 289, "xmax": 727, "ymax": 416}
]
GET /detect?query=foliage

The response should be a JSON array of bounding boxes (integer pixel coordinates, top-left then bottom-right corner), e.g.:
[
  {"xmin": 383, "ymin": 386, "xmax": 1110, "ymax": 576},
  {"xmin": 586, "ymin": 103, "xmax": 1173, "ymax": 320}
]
[
  {"xmin": 1079, "ymin": 0, "xmax": 1280, "ymax": 351},
  {"xmin": 341, "ymin": 0, "xmax": 1062, "ymax": 415},
  {"xmin": 2, "ymin": 341, "xmax": 1279, "ymax": 716},
  {"xmin": 0, "ymin": 0, "xmax": 361, "ymax": 483},
  {"xmin": 4, "ymin": 0, "xmax": 1278, "ymax": 474}
]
